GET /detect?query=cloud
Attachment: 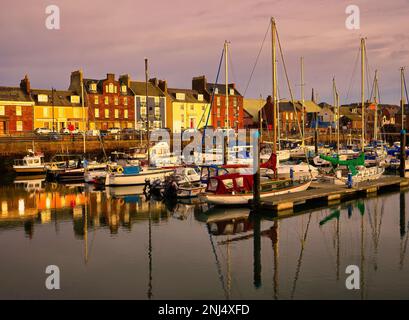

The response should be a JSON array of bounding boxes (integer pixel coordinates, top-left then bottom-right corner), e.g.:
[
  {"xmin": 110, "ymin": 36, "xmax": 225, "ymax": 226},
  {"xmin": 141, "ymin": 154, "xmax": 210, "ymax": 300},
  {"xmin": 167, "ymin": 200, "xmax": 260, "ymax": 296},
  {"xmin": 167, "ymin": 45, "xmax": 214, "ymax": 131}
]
[{"xmin": 0, "ymin": 0, "xmax": 408, "ymax": 104}]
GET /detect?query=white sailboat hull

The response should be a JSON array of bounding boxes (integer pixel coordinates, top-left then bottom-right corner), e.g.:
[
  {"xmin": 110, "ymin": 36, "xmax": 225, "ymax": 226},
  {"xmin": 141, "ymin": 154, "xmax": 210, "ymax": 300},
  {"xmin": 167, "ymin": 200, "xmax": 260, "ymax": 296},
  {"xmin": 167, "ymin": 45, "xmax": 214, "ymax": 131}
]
[
  {"xmin": 201, "ymin": 180, "xmax": 312, "ymax": 205},
  {"xmin": 106, "ymin": 168, "xmax": 174, "ymax": 186}
]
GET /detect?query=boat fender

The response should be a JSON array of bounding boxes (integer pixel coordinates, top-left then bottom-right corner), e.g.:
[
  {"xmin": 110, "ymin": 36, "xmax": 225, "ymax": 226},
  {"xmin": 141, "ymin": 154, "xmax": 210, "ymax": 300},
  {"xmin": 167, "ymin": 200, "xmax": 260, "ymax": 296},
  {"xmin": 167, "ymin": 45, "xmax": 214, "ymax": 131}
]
[{"xmin": 117, "ymin": 166, "xmax": 124, "ymax": 174}]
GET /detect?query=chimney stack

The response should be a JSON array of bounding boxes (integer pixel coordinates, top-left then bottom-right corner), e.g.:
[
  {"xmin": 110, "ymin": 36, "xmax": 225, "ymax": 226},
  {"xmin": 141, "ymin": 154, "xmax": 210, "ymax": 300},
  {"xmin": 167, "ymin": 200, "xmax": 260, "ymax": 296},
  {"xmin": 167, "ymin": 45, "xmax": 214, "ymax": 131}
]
[
  {"xmin": 192, "ymin": 75, "xmax": 207, "ymax": 92},
  {"xmin": 68, "ymin": 70, "xmax": 84, "ymax": 94},
  {"xmin": 20, "ymin": 74, "xmax": 30, "ymax": 95},
  {"xmin": 149, "ymin": 78, "xmax": 159, "ymax": 87},
  {"xmin": 106, "ymin": 73, "xmax": 115, "ymax": 81},
  {"xmin": 119, "ymin": 74, "xmax": 131, "ymax": 87},
  {"xmin": 158, "ymin": 80, "xmax": 168, "ymax": 94}
]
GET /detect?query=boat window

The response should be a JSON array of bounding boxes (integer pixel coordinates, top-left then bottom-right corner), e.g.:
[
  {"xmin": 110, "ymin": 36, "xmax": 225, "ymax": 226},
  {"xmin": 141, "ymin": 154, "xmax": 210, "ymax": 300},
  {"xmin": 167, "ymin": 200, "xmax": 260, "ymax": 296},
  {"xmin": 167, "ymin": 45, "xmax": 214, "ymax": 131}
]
[
  {"xmin": 235, "ymin": 177, "xmax": 244, "ymax": 188},
  {"xmin": 222, "ymin": 179, "xmax": 234, "ymax": 190},
  {"xmin": 209, "ymin": 167, "xmax": 217, "ymax": 177},
  {"xmin": 208, "ymin": 178, "xmax": 218, "ymax": 191}
]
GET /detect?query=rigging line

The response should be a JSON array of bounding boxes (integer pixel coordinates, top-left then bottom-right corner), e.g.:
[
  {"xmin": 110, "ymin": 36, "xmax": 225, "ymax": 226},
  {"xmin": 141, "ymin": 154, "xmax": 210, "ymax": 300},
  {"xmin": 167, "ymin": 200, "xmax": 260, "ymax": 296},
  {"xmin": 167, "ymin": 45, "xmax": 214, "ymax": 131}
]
[
  {"xmin": 290, "ymin": 212, "xmax": 312, "ymax": 299},
  {"xmin": 200, "ymin": 48, "xmax": 224, "ymax": 139},
  {"xmin": 346, "ymin": 45, "xmax": 361, "ymax": 102},
  {"xmin": 206, "ymin": 224, "xmax": 229, "ymax": 299},
  {"xmin": 364, "ymin": 47, "xmax": 372, "ymax": 100},
  {"xmin": 228, "ymin": 47, "xmax": 238, "ymax": 85},
  {"xmin": 243, "ymin": 20, "xmax": 271, "ymax": 97},
  {"xmin": 403, "ymin": 70, "xmax": 409, "ymax": 106},
  {"xmin": 275, "ymin": 25, "xmax": 313, "ymax": 176}
]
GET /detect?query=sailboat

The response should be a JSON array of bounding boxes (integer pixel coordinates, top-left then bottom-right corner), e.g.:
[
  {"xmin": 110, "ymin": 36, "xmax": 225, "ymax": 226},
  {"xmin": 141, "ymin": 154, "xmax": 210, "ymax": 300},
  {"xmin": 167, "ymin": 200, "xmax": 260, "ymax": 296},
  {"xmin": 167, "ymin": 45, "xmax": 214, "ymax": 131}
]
[
  {"xmin": 105, "ymin": 59, "xmax": 176, "ymax": 187},
  {"xmin": 201, "ymin": 18, "xmax": 312, "ymax": 206},
  {"xmin": 319, "ymin": 38, "xmax": 385, "ymax": 185}
]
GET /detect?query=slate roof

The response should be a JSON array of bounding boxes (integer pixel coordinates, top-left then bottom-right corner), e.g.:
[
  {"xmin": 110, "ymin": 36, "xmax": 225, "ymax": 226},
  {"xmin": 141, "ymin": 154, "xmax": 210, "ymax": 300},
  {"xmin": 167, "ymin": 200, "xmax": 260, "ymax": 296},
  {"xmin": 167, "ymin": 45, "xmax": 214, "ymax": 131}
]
[
  {"xmin": 30, "ymin": 89, "xmax": 82, "ymax": 107},
  {"xmin": 129, "ymin": 81, "xmax": 164, "ymax": 97},
  {"xmin": 206, "ymin": 83, "xmax": 242, "ymax": 96},
  {"xmin": 167, "ymin": 88, "xmax": 206, "ymax": 103},
  {"xmin": 0, "ymin": 86, "xmax": 32, "ymax": 102}
]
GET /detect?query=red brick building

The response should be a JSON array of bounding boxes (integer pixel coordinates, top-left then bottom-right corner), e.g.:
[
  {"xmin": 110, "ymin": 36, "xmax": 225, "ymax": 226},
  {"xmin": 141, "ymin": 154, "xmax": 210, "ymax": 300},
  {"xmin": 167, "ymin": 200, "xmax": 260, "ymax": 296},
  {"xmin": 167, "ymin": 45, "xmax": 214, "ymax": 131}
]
[
  {"xmin": 69, "ymin": 71, "xmax": 135, "ymax": 130},
  {"xmin": 0, "ymin": 76, "xmax": 34, "ymax": 135},
  {"xmin": 192, "ymin": 75, "xmax": 244, "ymax": 129}
]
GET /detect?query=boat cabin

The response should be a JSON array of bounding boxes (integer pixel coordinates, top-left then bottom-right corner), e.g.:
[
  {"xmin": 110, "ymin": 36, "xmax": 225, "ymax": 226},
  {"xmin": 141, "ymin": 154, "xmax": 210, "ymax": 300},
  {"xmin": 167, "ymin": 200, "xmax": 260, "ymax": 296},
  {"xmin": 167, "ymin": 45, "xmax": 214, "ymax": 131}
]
[{"xmin": 207, "ymin": 173, "xmax": 254, "ymax": 194}]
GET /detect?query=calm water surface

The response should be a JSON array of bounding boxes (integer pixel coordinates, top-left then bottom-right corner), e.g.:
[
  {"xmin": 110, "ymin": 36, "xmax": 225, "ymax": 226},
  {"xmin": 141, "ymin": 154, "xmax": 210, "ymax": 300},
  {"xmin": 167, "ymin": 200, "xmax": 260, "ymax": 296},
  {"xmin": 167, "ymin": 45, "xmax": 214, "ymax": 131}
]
[{"xmin": 0, "ymin": 176, "xmax": 408, "ymax": 299}]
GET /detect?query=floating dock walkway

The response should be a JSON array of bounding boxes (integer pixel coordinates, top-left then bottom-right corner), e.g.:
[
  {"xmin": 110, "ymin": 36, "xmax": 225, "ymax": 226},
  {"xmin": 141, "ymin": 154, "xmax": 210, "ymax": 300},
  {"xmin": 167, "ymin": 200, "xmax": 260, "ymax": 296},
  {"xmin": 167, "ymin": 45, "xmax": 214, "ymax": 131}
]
[{"xmin": 255, "ymin": 176, "xmax": 409, "ymax": 213}]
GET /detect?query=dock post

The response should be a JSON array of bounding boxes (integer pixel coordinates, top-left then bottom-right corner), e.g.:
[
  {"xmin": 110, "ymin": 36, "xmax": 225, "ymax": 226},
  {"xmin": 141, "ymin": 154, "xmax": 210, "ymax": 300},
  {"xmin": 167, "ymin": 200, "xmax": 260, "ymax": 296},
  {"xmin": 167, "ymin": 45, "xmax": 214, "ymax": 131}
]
[
  {"xmin": 400, "ymin": 130, "xmax": 406, "ymax": 178},
  {"xmin": 400, "ymin": 192, "xmax": 406, "ymax": 238},
  {"xmin": 347, "ymin": 173, "xmax": 353, "ymax": 188}
]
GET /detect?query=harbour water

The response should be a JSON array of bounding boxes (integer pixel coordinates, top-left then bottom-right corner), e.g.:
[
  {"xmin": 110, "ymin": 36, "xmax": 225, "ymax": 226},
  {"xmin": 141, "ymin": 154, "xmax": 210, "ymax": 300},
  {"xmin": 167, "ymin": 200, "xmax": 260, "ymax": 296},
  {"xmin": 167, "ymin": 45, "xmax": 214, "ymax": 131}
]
[{"xmin": 0, "ymin": 175, "xmax": 408, "ymax": 299}]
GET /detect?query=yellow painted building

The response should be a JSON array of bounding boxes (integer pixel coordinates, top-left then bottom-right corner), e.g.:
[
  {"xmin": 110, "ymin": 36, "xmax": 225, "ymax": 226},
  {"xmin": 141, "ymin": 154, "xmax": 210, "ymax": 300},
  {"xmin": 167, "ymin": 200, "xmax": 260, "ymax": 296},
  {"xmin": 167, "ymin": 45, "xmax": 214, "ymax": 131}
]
[
  {"xmin": 167, "ymin": 88, "xmax": 211, "ymax": 132},
  {"xmin": 31, "ymin": 89, "xmax": 87, "ymax": 131}
]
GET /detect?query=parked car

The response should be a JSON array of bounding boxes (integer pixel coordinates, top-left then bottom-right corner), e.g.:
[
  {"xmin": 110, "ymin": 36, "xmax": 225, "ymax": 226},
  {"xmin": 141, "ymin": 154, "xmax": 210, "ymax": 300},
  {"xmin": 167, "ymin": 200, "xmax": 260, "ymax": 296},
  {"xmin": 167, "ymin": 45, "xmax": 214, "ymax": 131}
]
[
  {"xmin": 34, "ymin": 128, "xmax": 52, "ymax": 135},
  {"xmin": 86, "ymin": 129, "xmax": 101, "ymax": 136},
  {"xmin": 107, "ymin": 127, "xmax": 121, "ymax": 135}
]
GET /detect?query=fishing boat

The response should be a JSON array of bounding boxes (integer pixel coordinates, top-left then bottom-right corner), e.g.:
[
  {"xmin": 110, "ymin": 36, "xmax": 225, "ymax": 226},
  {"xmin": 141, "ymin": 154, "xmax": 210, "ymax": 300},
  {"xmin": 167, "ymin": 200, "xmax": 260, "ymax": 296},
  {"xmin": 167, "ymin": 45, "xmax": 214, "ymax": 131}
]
[
  {"xmin": 13, "ymin": 150, "xmax": 46, "ymax": 174},
  {"xmin": 201, "ymin": 173, "xmax": 311, "ymax": 205}
]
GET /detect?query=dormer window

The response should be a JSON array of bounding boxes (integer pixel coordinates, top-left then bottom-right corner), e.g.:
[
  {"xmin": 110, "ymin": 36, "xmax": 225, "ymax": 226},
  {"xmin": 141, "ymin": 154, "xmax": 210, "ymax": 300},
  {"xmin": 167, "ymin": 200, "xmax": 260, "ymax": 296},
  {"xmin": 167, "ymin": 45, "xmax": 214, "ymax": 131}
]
[
  {"xmin": 214, "ymin": 88, "xmax": 219, "ymax": 94},
  {"xmin": 198, "ymin": 94, "xmax": 203, "ymax": 102},
  {"xmin": 176, "ymin": 93, "xmax": 185, "ymax": 100},
  {"xmin": 229, "ymin": 88, "xmax": 234, "ymax": 95},
  {"xmin": 71, "ymin": 95, "xmax": 80, "ymax": 104},
  {"xmin": 38, "ymin": 94, "xmax": 48, "ymax": 103},
  {"xmin": 89, "ymin": 83, "xmax": 97, "ymax": 91},
  {"xmin": 121, "ymin": 85, "xmax": 127, "ymax": 93}
]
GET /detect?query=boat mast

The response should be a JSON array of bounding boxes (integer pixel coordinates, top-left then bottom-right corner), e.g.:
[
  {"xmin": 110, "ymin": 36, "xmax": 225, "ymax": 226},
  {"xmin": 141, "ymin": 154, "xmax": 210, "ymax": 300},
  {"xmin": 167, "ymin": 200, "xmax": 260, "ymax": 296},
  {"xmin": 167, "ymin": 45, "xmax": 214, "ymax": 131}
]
[
  {"xmin": 225, "ymin": 41, "xmax": 229, "ymax": 130},
  {"xmin": 333, "ymin": 78, "xmax": 340, "ymax": 154},
  {"xmin": 145, "ymin": 58, "xmax": 150, "ymax": 165},
  {"xmin": 300, "ymin": 57, "xmax": 305, "ymax": 147},
  {"xmin": 81, "ymin": 71, "xmax": 86, "ymax": 155},
  {"xmin": 271, "ymin": 17, "xmax": 278, "ymax": 155},
  {"xmin": 374, "ymin": 70, "xmax": 379, "ymax": 141},
  {"xmin": 401, "ymin": 67, "xmax": 405, "ymax": 131},
  {"xmin": 361, "ymin": 38, "xmax": 366, "ymax": 152}
]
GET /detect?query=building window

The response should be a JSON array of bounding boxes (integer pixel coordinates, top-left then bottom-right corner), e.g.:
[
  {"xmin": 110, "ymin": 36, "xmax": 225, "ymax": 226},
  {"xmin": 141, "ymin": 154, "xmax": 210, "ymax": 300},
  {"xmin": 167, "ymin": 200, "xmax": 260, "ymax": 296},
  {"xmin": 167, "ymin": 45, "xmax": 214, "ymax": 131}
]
[
  {"xmin": 141, "ymin": 106, "xmax": 146, "ymax": 117},
  {"xmin": 124, "ymin": 97, "xmax": 128, "ymax": 106},
  {"xmin": 233, "ymin": 97, "xmax": 237, "ymax": 107},
  {"xmin": 198, "ymin": 94, "xmax": 204, "ymax": 102},
  {"xmin": 190, "ymin": 105, "xmax": 194, "ymax": 111},
  {"xmin": 95, "ymin": 108, "xmax": 99, "ymax": 118},
  {"xmin": 16, "ymin": 121, "xmax": 23, "ymax": 132},
  {"xmin": 216, "ymin": 97, "xmax": 221, "ymax": 106},
  {"xmin": 202, "ymin": 105, "xmax": 206, "ymax": 111},
  {"xmin": 217, "ymin": 108, "xmax": 221, "ymax": 117},
  {"xmin": 43, "ymin": 107, "xmax": 49, "ymax": 117},
  {"xmin": 121, "ymin": 85, "xmax": 127, "ymax": 93},
  {"xmin": 0, "ymin": 106, "xmax": 4, "ymax": 116},
  {"xmin": 115, "ymin": 109, "xmax": 119, "ymax": 119},
  {"xmin": 229, "ymin": 88, "xmax": 234, "ymax": 95},
  {"xmin": 140, "ymin": 96, "xmax": 146, "ymax": 103},
  {"xmin": 124, "ymin": 109, "xmax": 128, "ymax": 119},
  {"xmin": 70, "ymin": 96, "xmax": 80, "ymax": 104},
  {"xmin": 105, "ymin": 85, "xmax": 108, "ymax": 93},
  {"xmin": 104, "ymin": 96, "xmax": 109, "ymax": 105},
  {"xmin": 114, "ymin": 86, "xmax": 117, "ymax": 94},
  {"xmin": 105, "ymin": 109, "xmax": 109, "ymax": 118},
  {"xmin": 108, "ymin": 83, "xmax": 114, "ymax": 93},
  {"xmin": 114, "ymin": 97, "xmax": 119, "ymax": 105},
  {"xmin": 154, "ymin": 97, "xmax": 160, "ymax": 106},
  {"xmin": 16, "ymin": 106, "xmax": 22, "ymax": 116},
  {"xmin": 180, "ymin": 104, "xmax": 184, "ymax": 111},
  {"xmin": 217, "ymin": 120, "xmax": 221, "ymax": 127},
  {"xmin": 94, "ymin": 96, "xmax": 99, "ymax": 104},
  {"xmin": 155, "ymin": 107, "xmax": 160, "ymax": 117}
]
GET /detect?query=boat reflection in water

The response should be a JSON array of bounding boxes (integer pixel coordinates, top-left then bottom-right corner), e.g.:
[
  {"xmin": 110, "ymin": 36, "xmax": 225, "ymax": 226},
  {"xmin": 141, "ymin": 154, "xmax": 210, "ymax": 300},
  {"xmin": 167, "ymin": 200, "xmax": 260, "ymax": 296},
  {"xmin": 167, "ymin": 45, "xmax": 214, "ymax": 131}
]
[{"xmin": 0, "ymin": 176, "xmax": 409, "ymax": 299}]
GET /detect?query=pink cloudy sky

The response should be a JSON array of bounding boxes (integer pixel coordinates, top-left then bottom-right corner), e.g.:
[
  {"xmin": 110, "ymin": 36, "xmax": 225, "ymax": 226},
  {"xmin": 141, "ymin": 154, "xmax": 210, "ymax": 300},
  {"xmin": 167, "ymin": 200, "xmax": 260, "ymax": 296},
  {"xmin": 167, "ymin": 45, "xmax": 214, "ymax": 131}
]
[{"xmin": 0, "ymin": 0, "xmax": 408, "ymax": 104}]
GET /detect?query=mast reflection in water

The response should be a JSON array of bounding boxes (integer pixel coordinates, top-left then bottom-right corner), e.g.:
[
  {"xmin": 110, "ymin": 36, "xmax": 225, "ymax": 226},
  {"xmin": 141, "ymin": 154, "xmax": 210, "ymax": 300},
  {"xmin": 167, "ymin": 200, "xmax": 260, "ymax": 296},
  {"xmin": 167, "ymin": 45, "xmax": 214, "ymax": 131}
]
[{"xmin": 0, "ymin": 178, "xmax": 408, "ymax": 299}]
